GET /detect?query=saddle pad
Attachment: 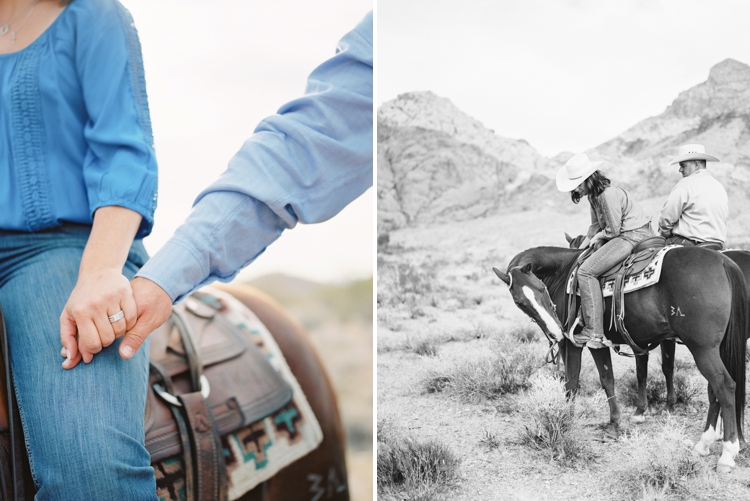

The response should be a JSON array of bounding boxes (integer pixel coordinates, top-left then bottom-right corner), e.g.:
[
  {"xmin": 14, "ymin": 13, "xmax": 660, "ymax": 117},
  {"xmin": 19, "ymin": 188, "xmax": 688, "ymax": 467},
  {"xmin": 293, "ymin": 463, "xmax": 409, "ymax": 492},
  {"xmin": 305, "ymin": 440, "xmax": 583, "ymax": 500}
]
[
  {"xmin": 153, "ymin": 286, "xmax": 323, "ymax": 501},
  {"xmin": 567, "ymin": 246, "xmax": 677, "ymax": 298}
]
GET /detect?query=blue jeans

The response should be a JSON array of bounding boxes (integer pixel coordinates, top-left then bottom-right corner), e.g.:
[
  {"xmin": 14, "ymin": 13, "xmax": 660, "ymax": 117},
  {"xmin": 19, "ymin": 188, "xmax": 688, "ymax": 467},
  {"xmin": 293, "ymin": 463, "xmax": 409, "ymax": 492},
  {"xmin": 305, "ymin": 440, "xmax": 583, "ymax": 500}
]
[
  {"xmin": 578, "ymin": 227, "xmax": 653, "ymax": 338},
  {"xmin": 0, "ymin": 224, "xmax": 157, "ymax": 500}
]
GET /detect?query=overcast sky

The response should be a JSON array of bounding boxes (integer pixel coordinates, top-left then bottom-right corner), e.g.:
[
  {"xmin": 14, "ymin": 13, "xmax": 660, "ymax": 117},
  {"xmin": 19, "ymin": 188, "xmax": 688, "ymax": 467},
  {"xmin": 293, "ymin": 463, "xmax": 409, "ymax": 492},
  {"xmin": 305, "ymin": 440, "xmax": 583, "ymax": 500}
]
[
  {"xmin": 379, "ymin": 0, "xmax": 750, "ymax": 157},
  {"xmin": 121, "ymin": 0, "xmax": 372, "ymax": 284}
]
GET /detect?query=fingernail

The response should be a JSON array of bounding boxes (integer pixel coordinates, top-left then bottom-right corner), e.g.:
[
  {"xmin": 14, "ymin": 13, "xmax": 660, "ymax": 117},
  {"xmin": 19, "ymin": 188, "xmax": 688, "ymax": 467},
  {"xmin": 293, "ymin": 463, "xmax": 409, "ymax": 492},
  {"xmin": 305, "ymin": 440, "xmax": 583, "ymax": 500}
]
[
  {"xmin": 63, "ymin": 348, "xmax": 70, "ymax": 361},
  {"xmin": 121, "ymin": 345, "xmax": 134, "ymax": 359}
]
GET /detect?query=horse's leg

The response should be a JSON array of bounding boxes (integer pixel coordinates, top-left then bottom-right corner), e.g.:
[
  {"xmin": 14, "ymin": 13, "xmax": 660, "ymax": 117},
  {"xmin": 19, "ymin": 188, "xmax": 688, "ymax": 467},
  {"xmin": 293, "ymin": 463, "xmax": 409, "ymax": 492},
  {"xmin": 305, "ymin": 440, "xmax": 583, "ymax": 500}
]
[
  {"xmin": 661, "ymin": 341, "xmax": 677, "ymax": 413},
  {"xmin": 589, "ymin": 347, "xmax": 621, "ymax": 437},
  {"xmin": 689, "ymin": 347, "xmax": 739, "ymax": 473},
  {"xmin": 562, "ymin": 339, "xmax": 582, "ymax": 397},
  {"xmin": 220, "ymin": 284, "xmax": 350, "ymax": 501},
  {"xmin": 633, "ymin": 353, "xmax": 648, "ymax": 422},
  {"xmin": 694, "ymin": 383, "xmax": 721, "ymax": 456}
]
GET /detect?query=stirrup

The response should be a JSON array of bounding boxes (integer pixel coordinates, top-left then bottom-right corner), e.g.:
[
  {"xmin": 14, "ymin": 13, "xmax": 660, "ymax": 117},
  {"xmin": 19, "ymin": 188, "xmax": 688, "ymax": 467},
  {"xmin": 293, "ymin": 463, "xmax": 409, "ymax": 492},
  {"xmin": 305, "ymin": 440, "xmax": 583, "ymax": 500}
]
[
  {"xmin": 585, "ymin": 337, "xmax": 612, "ymax": 350},
  {"xmin": 566, "ymin": 316, "xmax": 584, "ymax": 347}
]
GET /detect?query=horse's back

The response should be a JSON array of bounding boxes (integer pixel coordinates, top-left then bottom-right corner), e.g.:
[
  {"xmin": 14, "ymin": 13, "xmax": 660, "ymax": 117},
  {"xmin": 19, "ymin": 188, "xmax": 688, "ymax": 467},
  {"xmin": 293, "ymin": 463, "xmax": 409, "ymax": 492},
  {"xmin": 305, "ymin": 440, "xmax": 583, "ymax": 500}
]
[
  {"xmin": 660, "ymin": 247, "xmax": 741, "ymax": 341},
  {"xmin": 216, "ymin": 283, "xmax": 349, "ymax": 501}
]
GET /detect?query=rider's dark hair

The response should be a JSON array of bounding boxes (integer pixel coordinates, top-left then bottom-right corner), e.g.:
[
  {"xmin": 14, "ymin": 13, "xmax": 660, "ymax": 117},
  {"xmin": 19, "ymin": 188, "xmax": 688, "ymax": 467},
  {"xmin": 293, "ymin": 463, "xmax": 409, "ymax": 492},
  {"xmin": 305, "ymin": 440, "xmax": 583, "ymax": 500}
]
[{"xmin": 570, "ymin": 170, "xmax": 611, "ymax": 204}]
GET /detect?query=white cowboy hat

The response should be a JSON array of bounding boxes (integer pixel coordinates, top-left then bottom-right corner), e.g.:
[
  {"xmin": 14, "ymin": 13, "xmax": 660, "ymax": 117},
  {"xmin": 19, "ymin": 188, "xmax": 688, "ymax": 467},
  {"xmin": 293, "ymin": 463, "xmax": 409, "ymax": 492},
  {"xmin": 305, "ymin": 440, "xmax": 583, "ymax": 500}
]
[
  {"xmin": 668, "ymin": 144, "xmax": 720, "ymax": 166},
  {"xmin": 556, "ymin": 153, "xmax": 606, "ymax": 192}
]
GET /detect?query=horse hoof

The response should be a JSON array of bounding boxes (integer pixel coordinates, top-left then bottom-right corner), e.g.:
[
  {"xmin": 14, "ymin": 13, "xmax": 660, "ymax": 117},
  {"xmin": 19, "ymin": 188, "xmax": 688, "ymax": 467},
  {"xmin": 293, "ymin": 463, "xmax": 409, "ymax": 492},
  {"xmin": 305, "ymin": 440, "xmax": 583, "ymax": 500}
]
[
  {"xmin": 631, "ymin": 414, "xmax": 646, "ymax": 423},
  {"xmin": 717, "ymin": 463, "xmax": 733, "ymax": 474},
  {"xmin": 604, "ymin": 425, "xmax": 620, "ymax": 439},
  {"xmin": 694, "ymin": 442, "xmax": 711, "ymax": 456}
]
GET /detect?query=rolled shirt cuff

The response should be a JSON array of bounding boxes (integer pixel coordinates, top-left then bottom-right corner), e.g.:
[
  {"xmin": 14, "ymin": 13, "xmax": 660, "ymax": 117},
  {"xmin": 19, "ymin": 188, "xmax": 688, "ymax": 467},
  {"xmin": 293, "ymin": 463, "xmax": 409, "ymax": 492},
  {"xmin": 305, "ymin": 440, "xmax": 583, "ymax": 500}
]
[{"xmin": 135, "ymin": 239, "xmax": 207, "ymax": 303}]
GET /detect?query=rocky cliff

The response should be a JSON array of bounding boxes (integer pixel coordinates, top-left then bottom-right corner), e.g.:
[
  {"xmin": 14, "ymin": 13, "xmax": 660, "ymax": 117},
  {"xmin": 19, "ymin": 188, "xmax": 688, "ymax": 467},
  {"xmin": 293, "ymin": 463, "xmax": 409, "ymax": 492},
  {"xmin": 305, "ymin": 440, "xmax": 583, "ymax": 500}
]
[{"xmin": 379, "ymin": 59, "xmax": 750, "ymax": 234}]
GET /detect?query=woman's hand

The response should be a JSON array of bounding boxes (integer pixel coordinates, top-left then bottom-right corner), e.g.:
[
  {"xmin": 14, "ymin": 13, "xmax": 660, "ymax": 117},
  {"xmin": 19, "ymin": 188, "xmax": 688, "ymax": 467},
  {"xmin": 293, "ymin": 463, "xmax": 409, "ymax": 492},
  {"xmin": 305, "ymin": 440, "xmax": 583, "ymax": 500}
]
[
  {"xmin": 58, "ymin": 206, "xmax": 143, "ymax": 369},
  {"xmin": 60, "ymin": 269, "xmax": 137, "ymax": 368}
]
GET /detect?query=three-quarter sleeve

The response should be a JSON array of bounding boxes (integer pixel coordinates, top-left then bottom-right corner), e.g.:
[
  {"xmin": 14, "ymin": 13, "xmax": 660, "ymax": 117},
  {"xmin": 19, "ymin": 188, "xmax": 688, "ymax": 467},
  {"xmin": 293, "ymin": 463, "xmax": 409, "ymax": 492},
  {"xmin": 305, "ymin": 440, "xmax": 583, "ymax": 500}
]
[
  {"xmin": 597, "ymin": 188, "xmax": 623, "ymax": 239},
  {"xmin": 76, "ymin": 0, "xmax": 157, "ymax": 238},
  {"xmin": 586, "ymin": 204, "xmax": 601, "ymax": 239},
  {"xmin": 137, "ymin": 12, "xmax": 373, "ymax": 302}
]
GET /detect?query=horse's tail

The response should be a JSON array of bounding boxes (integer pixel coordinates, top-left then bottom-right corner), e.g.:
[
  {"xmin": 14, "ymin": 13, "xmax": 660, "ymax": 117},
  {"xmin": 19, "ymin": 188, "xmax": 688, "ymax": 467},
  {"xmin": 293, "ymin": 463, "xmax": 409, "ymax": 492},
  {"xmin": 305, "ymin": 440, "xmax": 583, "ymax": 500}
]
[{"xmin": 721, "ymin": 258, "xmax": 747, "ymax": 442}]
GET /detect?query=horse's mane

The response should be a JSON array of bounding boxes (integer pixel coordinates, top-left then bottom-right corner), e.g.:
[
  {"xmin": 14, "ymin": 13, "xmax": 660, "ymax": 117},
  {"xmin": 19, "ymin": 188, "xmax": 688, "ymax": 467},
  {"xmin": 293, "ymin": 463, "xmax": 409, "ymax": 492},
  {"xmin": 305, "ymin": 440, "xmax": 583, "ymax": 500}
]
[{"xmin": 507, "ymin": 246, "xmax": 580, "ymax": 297}]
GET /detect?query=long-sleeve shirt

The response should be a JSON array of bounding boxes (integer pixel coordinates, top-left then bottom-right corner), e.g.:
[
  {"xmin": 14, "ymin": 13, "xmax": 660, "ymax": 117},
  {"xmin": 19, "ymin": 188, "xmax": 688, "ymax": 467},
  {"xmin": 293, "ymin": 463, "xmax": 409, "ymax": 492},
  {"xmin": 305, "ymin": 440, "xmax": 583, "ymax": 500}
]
[
  {"xmin": 658, "ymin": 169, "xmax": 728, "ymax": 244},
  {"xmin": 586, "ymin": 186, "xmax": 650, "ymax": 241},
  {"xmin": 136, "ymin": 12, "xmax": 373, "ymax": 303},
  {"xmin": 0, "ymin": 0, "xmax": 157, "ymax": 237}
]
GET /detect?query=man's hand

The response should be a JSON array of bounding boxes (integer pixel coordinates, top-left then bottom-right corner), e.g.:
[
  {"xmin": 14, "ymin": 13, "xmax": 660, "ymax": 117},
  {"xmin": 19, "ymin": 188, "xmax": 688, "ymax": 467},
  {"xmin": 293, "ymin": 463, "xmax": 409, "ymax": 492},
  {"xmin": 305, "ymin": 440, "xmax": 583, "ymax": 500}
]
[{"xmin": 119, "ymin": 277, "xmax": 173, "ymax": 359}]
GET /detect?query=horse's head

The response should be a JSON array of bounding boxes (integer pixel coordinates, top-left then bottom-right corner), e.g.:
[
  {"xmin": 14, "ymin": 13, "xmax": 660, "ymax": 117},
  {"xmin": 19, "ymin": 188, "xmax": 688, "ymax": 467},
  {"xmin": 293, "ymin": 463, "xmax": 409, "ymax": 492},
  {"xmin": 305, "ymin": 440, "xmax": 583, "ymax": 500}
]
[
  {"xmin": 564, "ymin": 232, "xmax": 586, "ymax": 249},
  {"xmin": 492, "ymin": 263, "xmax": 565, "ymax": 343}
]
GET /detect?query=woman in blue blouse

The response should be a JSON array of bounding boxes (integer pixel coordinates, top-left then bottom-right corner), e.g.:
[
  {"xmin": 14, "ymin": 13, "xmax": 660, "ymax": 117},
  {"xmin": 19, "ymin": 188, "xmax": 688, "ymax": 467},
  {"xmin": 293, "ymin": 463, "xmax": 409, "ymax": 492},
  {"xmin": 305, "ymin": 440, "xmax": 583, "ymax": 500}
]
[{"xmin": 0, "ymin": 0, "xmax": 157, "ymax": 498}]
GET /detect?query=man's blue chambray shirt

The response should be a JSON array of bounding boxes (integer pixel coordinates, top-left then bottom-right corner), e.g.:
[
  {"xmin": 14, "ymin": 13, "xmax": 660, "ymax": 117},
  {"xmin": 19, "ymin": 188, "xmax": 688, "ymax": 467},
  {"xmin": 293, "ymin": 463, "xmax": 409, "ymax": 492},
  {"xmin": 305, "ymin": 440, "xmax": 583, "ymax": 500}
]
[{"xmin": 136, "ymin": 12, "xmax": 373, "ymax": 302}]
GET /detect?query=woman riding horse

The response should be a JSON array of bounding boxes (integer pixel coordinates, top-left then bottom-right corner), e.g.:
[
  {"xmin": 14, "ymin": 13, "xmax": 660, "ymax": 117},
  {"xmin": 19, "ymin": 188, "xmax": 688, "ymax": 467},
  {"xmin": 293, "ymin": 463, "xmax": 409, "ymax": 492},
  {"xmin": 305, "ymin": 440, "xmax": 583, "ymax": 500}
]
[{"xmin": 557, "ymin": 154, "xmax": 653, "ymax": 348}]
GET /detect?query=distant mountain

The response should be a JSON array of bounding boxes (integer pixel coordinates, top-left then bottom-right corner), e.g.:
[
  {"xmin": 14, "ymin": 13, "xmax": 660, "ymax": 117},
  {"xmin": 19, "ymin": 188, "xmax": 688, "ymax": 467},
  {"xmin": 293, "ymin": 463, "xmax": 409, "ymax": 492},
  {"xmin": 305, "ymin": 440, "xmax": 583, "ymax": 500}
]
[
  {"xmin": 378, "ymin": 91, "xmax": 557, "ymax": 232},
  {"xmin": 592, "ymin": 58, "xmax": 750, "ymax": 198},
  {"xmin": 378, "ymin": 59, "xmax": 750, "ymax": 234}
]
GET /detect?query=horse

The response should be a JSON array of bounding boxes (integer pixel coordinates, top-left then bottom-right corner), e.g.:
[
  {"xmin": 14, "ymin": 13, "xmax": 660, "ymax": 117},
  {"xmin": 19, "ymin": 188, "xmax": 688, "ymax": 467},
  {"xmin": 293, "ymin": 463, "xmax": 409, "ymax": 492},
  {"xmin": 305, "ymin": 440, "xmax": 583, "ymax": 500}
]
[
  {"xmin": 217, "ymin": 283, "xmax": 350, "ymax": 501},
  {"xmin": 492, "ymin": 245, "xmax": 747, "ymax": 473},
  {"xmin": 0, "ymin": 283, "xmax": 350, "ymax": 501},
  {"xmin": 564, "ymin": 232, "xmax": 750, "ymax": 422}
]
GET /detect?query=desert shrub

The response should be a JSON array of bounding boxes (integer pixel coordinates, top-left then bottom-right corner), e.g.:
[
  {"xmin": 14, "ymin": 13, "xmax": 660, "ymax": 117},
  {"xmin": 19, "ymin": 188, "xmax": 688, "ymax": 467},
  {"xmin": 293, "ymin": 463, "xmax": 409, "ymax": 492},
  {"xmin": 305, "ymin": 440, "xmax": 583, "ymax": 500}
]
[
  {"xmin": 613, "ymin": 419, "xmax": 705, "ymax": 498},
  {"xmin": 478, "ymin": 429, "xmax": 502, "ymax": 451},
  {"xmin": 412, "ymin": 339, "xmax": 439, "ymax": 357},
  {"xmin": 397, "ymin": 262, "xmax": 433, "ymax": 296},
  {"xmin": 377, "ymin": 418, "xmax": 460, "ymax": 500},
  {"xmin": 508, "ymin": 324, "xmax": 540, "ymax": 344},
  {"xmin": 516, "ymin": 373, "xmax": 594, "ymax": 465},
  {"xmin": 673, "ymin": 373, "xmax": 703, "ymax": 405},
  {"xmin": 620, "ymin": 371, "xmax": 703, "ymax": 409},
  {"xmin": 424, "ymin": 375, "xmax": 452, "ymax": 394},
  {"xmin": 423, "ymin": 342, "xmax": 542, "ymax": 402}
]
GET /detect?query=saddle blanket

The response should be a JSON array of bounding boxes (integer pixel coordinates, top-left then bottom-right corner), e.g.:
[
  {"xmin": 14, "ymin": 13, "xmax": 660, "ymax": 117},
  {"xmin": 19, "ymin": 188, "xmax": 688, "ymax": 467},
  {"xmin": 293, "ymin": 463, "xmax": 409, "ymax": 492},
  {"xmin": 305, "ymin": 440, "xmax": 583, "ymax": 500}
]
[
  {"xmin": 567, "ymin": 246, "xmax": 677, "ymax": 299},
  {"xmin": 153, "ymin": 286, "xmax": 323, "ymax": 501}
]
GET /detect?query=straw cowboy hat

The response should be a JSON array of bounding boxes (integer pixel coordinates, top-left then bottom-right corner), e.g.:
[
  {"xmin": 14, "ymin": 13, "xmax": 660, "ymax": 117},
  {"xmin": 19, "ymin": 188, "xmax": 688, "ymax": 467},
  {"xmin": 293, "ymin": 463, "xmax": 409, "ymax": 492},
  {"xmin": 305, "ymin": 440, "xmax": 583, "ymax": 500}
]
[
  {"xmin": 668, "ymin": 144, "xmax": 720, "ymax": 166},
  {"xmin": 556, "ymin": 153, "xmax": 606, "ymax": 192}
]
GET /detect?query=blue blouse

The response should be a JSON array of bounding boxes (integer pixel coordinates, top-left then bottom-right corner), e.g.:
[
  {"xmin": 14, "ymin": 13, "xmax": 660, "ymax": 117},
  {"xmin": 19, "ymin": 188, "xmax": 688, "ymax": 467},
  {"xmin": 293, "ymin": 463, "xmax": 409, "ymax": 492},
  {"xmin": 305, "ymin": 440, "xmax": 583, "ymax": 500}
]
[{"xmin": 0, "ymin": 0, "xmax": 157, "ymax": 237}]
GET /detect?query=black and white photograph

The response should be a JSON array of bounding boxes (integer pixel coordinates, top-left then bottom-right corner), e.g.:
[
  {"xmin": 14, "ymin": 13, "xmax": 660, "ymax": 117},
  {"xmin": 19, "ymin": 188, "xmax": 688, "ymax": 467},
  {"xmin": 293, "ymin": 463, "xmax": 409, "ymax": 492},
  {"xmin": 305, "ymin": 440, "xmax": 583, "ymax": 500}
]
[{"xmin": 377, "ymin": 1, "xmax": 750, "ymax": 499}]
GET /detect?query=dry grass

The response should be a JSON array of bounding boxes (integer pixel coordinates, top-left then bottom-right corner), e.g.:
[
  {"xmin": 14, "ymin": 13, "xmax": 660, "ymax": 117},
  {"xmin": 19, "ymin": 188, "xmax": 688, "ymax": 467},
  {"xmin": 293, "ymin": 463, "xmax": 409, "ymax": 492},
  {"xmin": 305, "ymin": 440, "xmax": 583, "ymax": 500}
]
[
  {"xmin": 377, "ymin": 417, "xmax": 461, "ymax": 500},
  {"xmin": 619, "ymin": 370, "xmax": 704, "ymax": 409},
  {"xmin": 515, "ymin": 373, "xmax": 596, "ymax": 466},
  {"xmin": 422, "ymin": 339, "xmax": 544, "ymax": 402},
  {"xmin": 612, "ymin": 418, "xmax": 707, "ymax": 499}
]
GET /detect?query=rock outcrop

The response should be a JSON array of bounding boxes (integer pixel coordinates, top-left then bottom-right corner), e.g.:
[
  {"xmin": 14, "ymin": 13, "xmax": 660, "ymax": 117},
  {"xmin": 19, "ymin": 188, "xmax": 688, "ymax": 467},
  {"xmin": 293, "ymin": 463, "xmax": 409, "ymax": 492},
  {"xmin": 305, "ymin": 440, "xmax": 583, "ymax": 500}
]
[{"xmin": 378, "ymin": 59, "xmax": 750, "ymax": 234}]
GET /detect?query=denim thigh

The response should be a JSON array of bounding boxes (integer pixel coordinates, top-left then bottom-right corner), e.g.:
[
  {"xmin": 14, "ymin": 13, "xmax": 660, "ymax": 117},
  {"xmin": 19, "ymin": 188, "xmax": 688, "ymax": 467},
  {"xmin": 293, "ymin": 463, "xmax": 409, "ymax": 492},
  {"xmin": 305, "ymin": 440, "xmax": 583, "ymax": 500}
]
[
  {"xmin": 579, "ymin": 237, "xmax": 635, "ymax": 277},
  {"xmin": 0, "ymin": 225, "xmax": 157, "ymax": 500}
]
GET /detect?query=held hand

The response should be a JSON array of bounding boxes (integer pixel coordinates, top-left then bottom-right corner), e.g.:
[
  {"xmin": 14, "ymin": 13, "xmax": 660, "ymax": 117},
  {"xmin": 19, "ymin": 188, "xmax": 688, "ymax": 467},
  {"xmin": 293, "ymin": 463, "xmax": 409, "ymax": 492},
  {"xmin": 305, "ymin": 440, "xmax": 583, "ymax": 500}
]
[
  {"xmin": 590, "ymin": 236, "xmax": 606, "ymax": 251},
  {"xmin": 119, "ymin": 277, "xmax": 173, "ymax": 360},
  {"xmin": 578, "ymin": 236, "xmax": 591, "ymax": 249},
  {"xmin": 60, "ymin": 269, "xmax": 137, "ymax": 369}
]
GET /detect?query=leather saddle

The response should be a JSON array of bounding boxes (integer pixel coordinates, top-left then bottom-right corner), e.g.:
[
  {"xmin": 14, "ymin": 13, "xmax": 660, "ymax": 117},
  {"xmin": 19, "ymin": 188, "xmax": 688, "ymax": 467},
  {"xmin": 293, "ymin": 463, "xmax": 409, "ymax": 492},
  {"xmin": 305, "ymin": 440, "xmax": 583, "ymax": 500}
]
[
  {"xmin": 589, "ymin": 235, "xmax": 667, "ymax": 283},
  {"xmin": 566, "ymin": 236, "xmax": 667, "ymax": 355},
  {"xmin": 0, "ymin": 290, "xmax": 294, "ymax": 501}
]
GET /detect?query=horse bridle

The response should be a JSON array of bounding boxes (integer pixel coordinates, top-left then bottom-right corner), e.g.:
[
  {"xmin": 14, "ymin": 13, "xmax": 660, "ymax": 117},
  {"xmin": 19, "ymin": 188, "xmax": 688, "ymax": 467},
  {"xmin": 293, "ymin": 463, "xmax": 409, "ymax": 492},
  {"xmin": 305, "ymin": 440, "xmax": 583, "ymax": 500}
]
[{"xmin": 507, "ymin": 267, "xmax": 561, "ymax": 365}]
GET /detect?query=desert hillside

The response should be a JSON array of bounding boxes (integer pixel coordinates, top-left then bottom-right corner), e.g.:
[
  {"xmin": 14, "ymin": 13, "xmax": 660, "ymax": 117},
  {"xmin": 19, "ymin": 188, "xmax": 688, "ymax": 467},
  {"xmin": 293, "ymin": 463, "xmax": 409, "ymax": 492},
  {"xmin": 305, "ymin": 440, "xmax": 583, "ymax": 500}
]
[{"xmin": 378, "ymin": 58, "xmax": 750, "ymax": 244}]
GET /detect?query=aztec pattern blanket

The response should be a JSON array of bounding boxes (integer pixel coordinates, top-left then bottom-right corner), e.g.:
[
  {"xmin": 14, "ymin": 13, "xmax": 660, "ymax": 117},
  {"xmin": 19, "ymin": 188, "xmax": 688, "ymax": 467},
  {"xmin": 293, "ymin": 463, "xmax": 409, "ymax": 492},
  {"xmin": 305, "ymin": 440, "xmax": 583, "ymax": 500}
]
[
  {"xmin": 567, "ymin": 246, "xmax": 676, "ymax": 298},
  {"xmin": 153, "ymin": 286, "xmax": 323, "ymax": 501}
]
